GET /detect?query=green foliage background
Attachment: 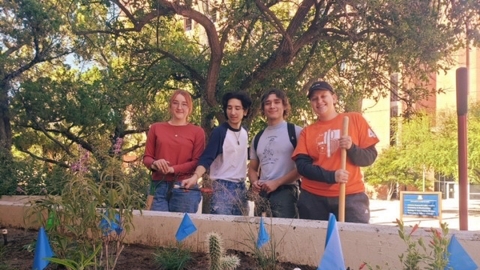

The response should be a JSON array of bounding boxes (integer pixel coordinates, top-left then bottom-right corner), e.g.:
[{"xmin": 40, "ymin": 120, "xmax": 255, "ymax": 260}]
[{"xmin": 1, "ymin": 0, "xmax": 480, "ymax": 196}]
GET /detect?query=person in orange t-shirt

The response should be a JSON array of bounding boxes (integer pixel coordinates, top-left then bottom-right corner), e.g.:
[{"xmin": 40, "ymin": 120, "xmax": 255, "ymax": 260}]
[{"xmin": 292, "ymin": 81, "xmax": 379, "ymax": 223}]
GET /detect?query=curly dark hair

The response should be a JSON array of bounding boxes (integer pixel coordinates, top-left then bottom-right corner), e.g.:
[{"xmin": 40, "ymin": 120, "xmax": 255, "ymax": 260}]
[{"xmin": 222, "ymin": 92, "xmax": 252, "ymax": 120}]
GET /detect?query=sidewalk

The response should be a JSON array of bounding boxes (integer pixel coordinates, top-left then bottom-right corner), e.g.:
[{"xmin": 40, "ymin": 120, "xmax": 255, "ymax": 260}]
[{"xmin": 369, "ymin": 199, "xmax": 480, "ymax": 231}]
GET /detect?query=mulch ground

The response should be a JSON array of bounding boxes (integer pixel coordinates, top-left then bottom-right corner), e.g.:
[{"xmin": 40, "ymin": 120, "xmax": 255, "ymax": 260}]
[{"xmin": 1, "ymin": 228, "xmax": 316, "ymax": 270}]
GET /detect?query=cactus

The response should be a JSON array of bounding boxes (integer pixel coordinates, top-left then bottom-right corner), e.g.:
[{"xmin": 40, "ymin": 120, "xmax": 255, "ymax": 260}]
[
  {"xmin": 220, "ymin": 255, "xmax": 240, "ymax": 270},
  {"xmin": 207, "ymin": 232, "xmax": 240, "ymax": 270},
  {"xmin": 208, "ymin": 232, "xmax": 222, "ymax": 269}
]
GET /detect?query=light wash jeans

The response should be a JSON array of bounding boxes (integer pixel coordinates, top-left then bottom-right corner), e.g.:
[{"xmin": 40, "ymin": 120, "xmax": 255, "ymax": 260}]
[
  {"xmin": 150, "ymin": 181, "xmax": 201, "ymax": 213},
  {"xmin": 210, "ymin": 179, "xmax": 249, "ymax": 216}
]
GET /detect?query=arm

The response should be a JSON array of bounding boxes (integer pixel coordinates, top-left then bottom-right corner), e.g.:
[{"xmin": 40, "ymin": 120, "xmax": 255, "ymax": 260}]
[
  {"xmin": 261, "ymin": 168, "xmax": 300, "ymax": 194},
  {"xmin": 181, "ymin": 127, "xmax": 223, "ymax": 189},
  {"xmin": 346, "ymin": 144, "xmax": 377, "ymax": 167},
  {"xmin": 181, "ymin": 165, "xmax": 207, "ymax": 189},
  {"xmin": 339, "ymin": 113, "xmax": 379, "ymax": 167},
  {"xmin": 294, "ymin": 154, "xmax": 336, "ymax": 184},
  {"xmin": 197, "ymin": 127, "xmax": 223, "ymax": 169},
  {"xmin": 171, "ymin": 128, "xmax": 206, "ymax": 174},
  {"xmin": 247, "ymin": 159, "xmax": 262, "ymax": 192}
]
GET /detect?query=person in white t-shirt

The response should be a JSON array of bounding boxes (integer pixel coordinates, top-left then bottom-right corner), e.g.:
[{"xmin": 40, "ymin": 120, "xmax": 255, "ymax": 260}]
[{"xmin": 182, "ymin": 92, "xmax": 252, "ymax": 216}]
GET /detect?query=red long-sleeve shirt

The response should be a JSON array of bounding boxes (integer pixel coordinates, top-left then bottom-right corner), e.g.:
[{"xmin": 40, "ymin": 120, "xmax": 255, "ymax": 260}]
[{"xmin": 143, "ymin": 122, "xmax": 205, "ymax": 181}]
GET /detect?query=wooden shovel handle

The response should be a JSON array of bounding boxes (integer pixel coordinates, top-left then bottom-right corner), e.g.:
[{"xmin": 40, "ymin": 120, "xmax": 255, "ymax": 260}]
[{"xmin": 339, "ymin": 116, "xmax": 349, "ymax": 222}]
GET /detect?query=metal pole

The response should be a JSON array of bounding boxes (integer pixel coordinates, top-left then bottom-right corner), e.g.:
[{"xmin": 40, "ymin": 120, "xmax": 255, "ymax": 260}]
[
  {"xmin": 422, "ymin": 165, "xmax": 426, "ymax": 192},
  {"xmin": 456, "ymin": 67, "xmax": 469, "ymax": 231}
]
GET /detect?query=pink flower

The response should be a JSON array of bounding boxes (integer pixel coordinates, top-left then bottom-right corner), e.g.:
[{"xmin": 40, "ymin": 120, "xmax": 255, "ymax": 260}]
[
  {"xmin": 113, "ymin": 138, "xmax": 124, "ymax": 155},
  {"xmin": 409, "ymin": 224, "xmax": 419, "ymax": 237},
  {"xmin": 71, "ymin": 146, "xmax": 90, "ymax": 172}
]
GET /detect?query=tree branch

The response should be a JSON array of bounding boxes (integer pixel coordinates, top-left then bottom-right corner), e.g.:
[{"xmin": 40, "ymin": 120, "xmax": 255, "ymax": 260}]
[
  {"xmin": 18, "ymin": 148, "xmax": 70, "ymax": 168},
  {"xmin": 136, "ymin": 48, "xmax": 205, "ymax": 85}
]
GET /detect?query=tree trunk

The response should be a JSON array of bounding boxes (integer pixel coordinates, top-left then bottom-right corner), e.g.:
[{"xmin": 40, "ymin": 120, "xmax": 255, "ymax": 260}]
[{"xmin": 0, "ymin": 81, "xmax": 12, "ymax": 155}]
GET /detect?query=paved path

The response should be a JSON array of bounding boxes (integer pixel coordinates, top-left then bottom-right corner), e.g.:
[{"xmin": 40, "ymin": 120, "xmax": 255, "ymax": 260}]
[{"xmin": 369, "ymin": 199, "xmax": 480, "ymax": 231}]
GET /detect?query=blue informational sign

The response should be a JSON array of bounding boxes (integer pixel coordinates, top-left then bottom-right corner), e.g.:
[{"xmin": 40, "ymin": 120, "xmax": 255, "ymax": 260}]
[{"xmin": 403, "ymin": 193, "xmax": 440, "ymax": 217}]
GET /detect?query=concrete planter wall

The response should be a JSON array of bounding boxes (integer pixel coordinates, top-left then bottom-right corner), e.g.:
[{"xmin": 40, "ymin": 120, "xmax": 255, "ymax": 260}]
[{"xmin": 1, "ymin": 196, "xmax": 479, "ymax": 268}]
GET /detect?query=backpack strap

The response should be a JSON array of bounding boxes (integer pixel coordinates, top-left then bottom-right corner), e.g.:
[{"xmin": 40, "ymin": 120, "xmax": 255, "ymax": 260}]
[
  {"xmin": 253, "ymin": 129, "xmax": 265, "ymax": 152},
  {"xmin": 254, "ymin": 123, "xmax": 297, "ymax": 152},
  {"xmin": 287, "ymin": 122, "xmax": 297, "ymax": 148}
]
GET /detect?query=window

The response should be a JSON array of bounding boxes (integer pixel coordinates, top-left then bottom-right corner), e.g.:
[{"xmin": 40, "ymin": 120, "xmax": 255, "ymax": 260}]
[{"xmin": 184, "ymin": 17, "xmax": 192, "ymax": 31}]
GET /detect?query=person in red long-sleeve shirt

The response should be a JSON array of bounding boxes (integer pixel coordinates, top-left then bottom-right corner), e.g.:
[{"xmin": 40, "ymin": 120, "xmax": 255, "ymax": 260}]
[{"xmin": 143, "ymin": 89, "xmax": 205, "ymax": 213}]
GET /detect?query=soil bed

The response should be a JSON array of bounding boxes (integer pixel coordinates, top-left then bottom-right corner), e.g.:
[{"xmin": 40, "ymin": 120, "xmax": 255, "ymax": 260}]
[{"xmin": 1, "ymin": 228, "xmax": 316, "ymax": 270}]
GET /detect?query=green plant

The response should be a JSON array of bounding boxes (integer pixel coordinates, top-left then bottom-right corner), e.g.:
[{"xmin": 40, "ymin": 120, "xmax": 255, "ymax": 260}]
[
  {"xmin": 29, "ymin": 141, "xmax": 145, "ymax": 269},
  {"xmin": 361, "ymin": 220, "xmax": 450, "ymax": 270},
  {"xmin": 153, "ymin": 243, "xmax": 192, "ymax": 270},
  {"xmin": 397, "ymin": 220, "xmax": 450, "ymax": 270},
  {"xmin": 252, "ymin": 240, "xmax": 279, "ymax": 270},
  {"xmin": 238, "ymin": 216, "xmax": 291, "ymax": 270},
  {"xmin": 0, "ymin": 244, "xmax": 9, "ymax": 270},
  {"xmin": 207, "ymin": 232, "xmax": 240, "ymax": 270},
  {"xmin": 47, "ymin": 244, "xmax": 101, "ymax": 270}
]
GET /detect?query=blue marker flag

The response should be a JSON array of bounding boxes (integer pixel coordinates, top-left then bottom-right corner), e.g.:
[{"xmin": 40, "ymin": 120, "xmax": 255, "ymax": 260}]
[
  {"xmin": 257, "ymin": 217, "xmax": 270, "ymax": 248},
  {"xmin": 317, "ymin": 213, "xmax": 345, "ymax": 270},
  {"xmin": 445, "ymin": 234, "xmax": 477, "ymax": 270},
  {"xmin": 99, "ymin": 210, "xmax": 123, "ymax": 236},
  {"xmin": 33, "ymin": 227, "xmax": 54, "ymax": 270},
  {"xmin": 175, "ymin": 213, "xmax": 197, "ymax": 241}
]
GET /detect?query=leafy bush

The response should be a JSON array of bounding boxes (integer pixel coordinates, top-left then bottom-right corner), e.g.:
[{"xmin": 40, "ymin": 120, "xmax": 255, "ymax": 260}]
[
  {"xmin": 362, "ymin": 220, "xmax": 450, "ymax": 270},
  {"xmin": 29, "ymin": 142, "xmax": 146, "ymax": 269}
]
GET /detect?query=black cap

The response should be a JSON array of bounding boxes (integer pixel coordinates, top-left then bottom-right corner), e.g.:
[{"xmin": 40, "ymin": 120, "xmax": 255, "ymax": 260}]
[{"xmin": 307, "ymin": 81, "xmax": 334, "ymax": 99}]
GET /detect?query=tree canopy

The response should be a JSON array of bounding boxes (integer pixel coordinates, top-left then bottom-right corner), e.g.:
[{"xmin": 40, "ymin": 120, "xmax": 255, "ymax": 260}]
[
  {"xmin": 1, "ymin": 0, "xmax": 480, "ymax": 193},
  {"xmin": 365, "ymin": 104, "xmax": 480, "ymax": 199}
]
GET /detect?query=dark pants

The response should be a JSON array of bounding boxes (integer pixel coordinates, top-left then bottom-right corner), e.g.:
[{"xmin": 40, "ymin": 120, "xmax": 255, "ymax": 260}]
[
  {"xmin": 297, "ymin": 189, "xmax": 370, "ymax": 223},
  {"xmin": 254, "ymin": 185, "xmax": 299, "ymax": 218}
]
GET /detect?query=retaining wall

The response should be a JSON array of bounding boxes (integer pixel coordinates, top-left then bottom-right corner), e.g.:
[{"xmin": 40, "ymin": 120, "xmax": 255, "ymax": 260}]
[{"xmin": 1, "ymin": 196, "xmax": 479, "ymax": 268}]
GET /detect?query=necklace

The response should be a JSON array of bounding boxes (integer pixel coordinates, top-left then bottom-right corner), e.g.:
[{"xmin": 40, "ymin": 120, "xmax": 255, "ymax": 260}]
[
  {"xmin": 169, "ymin": 120, "xmax": 187, "ymax": 138},
  {"xmin": 234, "ymin": 130, "xmax": 241, "ymax": 145}
]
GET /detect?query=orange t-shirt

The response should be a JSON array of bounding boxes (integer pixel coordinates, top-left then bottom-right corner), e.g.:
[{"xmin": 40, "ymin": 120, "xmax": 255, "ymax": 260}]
[{"xmin": 292, "ymin": 112, "xmax": 379, "ymax": 197}]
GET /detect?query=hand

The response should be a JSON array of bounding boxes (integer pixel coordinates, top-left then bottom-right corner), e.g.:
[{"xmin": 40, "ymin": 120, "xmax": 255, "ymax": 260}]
[
  {"xmin": 251, "ymin": 181, "xmax": 263, "ymax": 193},
  {"xmin": 181, "ymin": 176, "xmax": 198, "ymax": 189},
  {"xmin": 335, "ymin": 169, "xmax": 349, "ymax": 183},
  {"xmin": 164, "ymin": 166, "xmax": 174, "ymax": 174},
  {"xmin": 338, "ymin": 135, "xmax": 352, "ymax": 150},
  {"xmin": 260, "ymin": 180, "xmax": 281, "ymax": 194},
  {"xmin": 153, "ymin": 159, "xmax": 171, "ymax": 174}
]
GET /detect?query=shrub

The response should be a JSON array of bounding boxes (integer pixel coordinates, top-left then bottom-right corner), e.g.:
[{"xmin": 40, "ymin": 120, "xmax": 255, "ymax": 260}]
[
  {"xmin": 153, "ymin": 243, "xmax": 192, "ymax": 270},
  {"xmin": 361, "ymin": 220, "xmax": 450, "ymax": 270},
  {"xmin": 29, "ymin": 141, "xmax": 145, "ymax": 269}
]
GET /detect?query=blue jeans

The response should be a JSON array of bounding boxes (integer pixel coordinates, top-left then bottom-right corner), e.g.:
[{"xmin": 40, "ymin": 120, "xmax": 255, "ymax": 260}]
[
  {"xmin": 150, "ymin": 181, "xmax": 201, "ymax": 213},
  {"xmin": 210, "ymin": 180, "xmax": 249, "ymax": 216}
]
